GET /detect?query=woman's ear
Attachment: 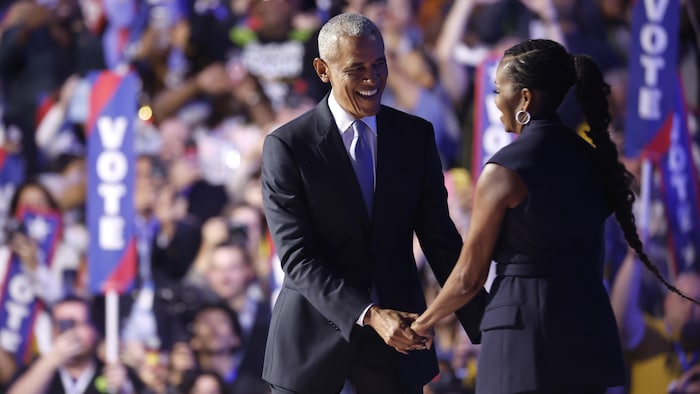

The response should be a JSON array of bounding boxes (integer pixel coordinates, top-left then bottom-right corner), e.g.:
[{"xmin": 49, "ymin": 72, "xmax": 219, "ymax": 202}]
[{"xmin": 520, "ymin": 87, "xmax": 532, "ymax": 112}]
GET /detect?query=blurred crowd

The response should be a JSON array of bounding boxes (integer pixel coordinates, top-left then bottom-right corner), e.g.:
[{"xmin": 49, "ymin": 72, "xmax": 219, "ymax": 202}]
[{"xmin": 0, "ymin": 0, "xmax": 698, "ymax": 393}]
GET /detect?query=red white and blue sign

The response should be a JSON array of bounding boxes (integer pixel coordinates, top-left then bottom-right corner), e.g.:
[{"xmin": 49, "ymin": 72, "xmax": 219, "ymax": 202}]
[
  {"xmin": 86, "ymin": 71, "xmax": 138, "ymax": 295},
  {"xmin": 624, "ymin": 0, "xmax": 700, "ymax": 273},
  {"xmin": 624, "ymin": 0, "xmax": 680, "ymax": 159},
  {"xmin": 0, "ymin": 148, "xmax": 26, "ymax": 243},
  {"xmin": 0, "ymin": 206, "xmax": 62, "ymax": 365},
  {"xmin": 657, "ymin": 85, "xmax": 700, "ymax": 272}
]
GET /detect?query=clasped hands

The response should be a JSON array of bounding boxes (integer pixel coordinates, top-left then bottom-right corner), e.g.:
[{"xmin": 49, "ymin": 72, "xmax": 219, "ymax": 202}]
[{"xmin": 363, "ymin": 306, "xmax": 434, "ymax": 354}]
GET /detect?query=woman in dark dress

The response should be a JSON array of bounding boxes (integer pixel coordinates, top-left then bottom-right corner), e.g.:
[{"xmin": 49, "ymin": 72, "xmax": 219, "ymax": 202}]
[{"xmin": 411, "ymin": 39, "xmax": 690, "ymax": 393}]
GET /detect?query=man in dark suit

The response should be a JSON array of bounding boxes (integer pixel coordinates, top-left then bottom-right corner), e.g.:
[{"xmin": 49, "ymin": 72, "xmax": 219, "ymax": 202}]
[{"xmin": 260, "ymin": 12, "xmax": 486, "ymax": 394}]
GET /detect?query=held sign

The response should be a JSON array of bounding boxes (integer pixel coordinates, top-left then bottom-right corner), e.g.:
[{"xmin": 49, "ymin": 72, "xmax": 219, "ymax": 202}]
[
  {"xmin": 86, "ymin": 71, "xmax": 138, "ymax": 295},
  {"xmin": 624, "ymin": 0, "xmax": 679, "ymax": 157},
  {"xmin": 0, "ymin": 207, "xmax": 62, "ymax": 365},
  {"xmin": 96, "ymin": 116, "xmax": 129, "ymax": 250},
  {"xmin": 658, "ymin": 87, "xmax": 700, "ymax": 272}
]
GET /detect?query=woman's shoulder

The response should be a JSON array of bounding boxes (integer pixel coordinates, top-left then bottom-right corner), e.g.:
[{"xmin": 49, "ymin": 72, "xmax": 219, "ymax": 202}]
[{"xmin": 486, "ymin": 132, "xmax": 536, "ymax": 171}]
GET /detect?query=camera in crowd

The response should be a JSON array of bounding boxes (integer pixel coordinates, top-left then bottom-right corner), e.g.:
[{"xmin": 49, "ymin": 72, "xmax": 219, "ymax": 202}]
[
  {"xmin": 227, "ymin": 222, "xmax": 248, "ymax": 246},
  {"xmin": 3, "ymin": 218, "xmax": 27, "ymax": 242},
  {"xmin": 57, "ymin": 319, "xmax": 77, "ymax": 333}
]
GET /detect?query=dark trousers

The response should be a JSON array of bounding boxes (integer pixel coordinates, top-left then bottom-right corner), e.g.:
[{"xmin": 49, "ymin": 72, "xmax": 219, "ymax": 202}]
[{"xmin": 269, "ymin": 362, "xmax": 422, "ymax": 394}]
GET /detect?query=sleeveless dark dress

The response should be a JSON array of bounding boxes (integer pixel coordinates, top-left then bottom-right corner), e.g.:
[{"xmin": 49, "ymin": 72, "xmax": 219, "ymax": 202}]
[{"xmin": 476, "ymin": 114, "xmax": 626, "ymax": 393}]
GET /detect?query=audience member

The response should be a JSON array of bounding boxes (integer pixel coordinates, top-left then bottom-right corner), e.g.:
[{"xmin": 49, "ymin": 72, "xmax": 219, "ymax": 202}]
[
  {"xmin": 165, "ymin": 340, "xmax": 197, "ymax": 393},
  {"xmin": 0, "ymin": 348, "xmax": 16, "ymax": 392},
  {"xmin": 612, "ymin": 250, "xmax": 700, "ymax": 394},
  {"xmin": 200, "ymin": 241, "xmax": 270, "ymax": 381},
  {"xmin": 6, "ymin": 295, "xmax": 143, "ymax": 394},
  {"xmin": 670, "ymin": 363, "xmax": 700, "ymax": 394},
  {"xmin": 0, "ymin": 0, "xmax": 105, "ymax": 175},
  {"xmin": 366, "ymin": 0, "xmax": 462, "ymax": 167},
  {"xmin": 179, "ymin": 369, "xmax": 229, "ymax": 394},
  {"xmin": 226, "ymin": 202, "xmax": 273, "ymax": 289},
  {"xmin": 2, "ymin": 180, "xmax": 66, "ymax": 304},
  {"xmin": 228, "ymin": 0, "xmax": 327, "ymax": 109},
  {"xmin": 147, "ymin": 349, "xmax": 172, "ymax": 394},
  {"xmin": 0, "ymin": 179, "xmax": 88, "ymax": 357},
  {"xmin": 189, "ymin": 302, "xmax": 268, "ymax": 394}
]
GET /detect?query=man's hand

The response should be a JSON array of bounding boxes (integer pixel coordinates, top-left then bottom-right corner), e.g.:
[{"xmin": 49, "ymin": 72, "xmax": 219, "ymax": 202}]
[
  {"xmin": 195, "ymin": 63, "xmax": 233, "ymax": 95},
  {"xmin": 103, "ymin": 363, "xmax": 132, "ymax": 394},
  {"xmin": 47, "ymin": 330, "xmax": 85, "ymax": 368},
  {"xmin": 363, "ymin": 306, "xmax": 427, "ymax": 354}
]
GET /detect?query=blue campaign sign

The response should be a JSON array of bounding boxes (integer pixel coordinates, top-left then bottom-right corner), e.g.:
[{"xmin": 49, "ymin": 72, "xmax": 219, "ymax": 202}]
[
  {"xmin": 624, "ymin": 0, "xmax": 680, "ymax": 158},
  {"xmin": 658, "ymin": 84, "xmax": 700, "ymax": 273},
  {"xmin": 86, "ymin": 71, "xmax": 138, "ymax": 295},
  {"xmin": 0, "ymin": 207, "xmax": 62, "ymax": 365}
]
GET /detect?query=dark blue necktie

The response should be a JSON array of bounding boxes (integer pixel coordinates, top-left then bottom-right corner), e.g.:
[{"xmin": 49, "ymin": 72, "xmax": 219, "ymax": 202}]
[{"xmin": 350, "ymin": 120, "xmax": 374, "ymax": 215}]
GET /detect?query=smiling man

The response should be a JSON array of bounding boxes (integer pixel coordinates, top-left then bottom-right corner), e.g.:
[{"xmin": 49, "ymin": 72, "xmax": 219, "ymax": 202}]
[{"xmin": 260, "ymin": 12, "xmax": 487, "ymax": 394}]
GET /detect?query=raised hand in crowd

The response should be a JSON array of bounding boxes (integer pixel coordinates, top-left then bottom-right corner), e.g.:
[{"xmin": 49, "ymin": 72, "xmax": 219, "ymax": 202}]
[
  {"xmin": 0, "ymin": 348, "xmax": 17, "ymax": 390},
  {"xmin": 0, "ymin": 0, "xmax": 50, "ymax": 42},
  {"xmin": 189, "ymin": 216, "xmax": 228, "ymax": 282},
  {"xmin": 611, "ymin": 248, "xmax": 700, "ymax": 394},
  {"xmin": 7, "ymin": 296, "xmax": 142, "ymax": 394}
]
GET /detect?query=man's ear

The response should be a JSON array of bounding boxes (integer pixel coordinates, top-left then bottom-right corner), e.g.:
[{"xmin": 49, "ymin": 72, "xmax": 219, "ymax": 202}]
[{"xmin": 313, "ymin": 58, "xmax": 330, "ymax": 83}]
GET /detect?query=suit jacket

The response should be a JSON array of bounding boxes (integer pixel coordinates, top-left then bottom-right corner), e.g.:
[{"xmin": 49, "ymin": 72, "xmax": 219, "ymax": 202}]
[{"xmin": 261, "ymin": 95, "xmax": 486, "ymax": 393}]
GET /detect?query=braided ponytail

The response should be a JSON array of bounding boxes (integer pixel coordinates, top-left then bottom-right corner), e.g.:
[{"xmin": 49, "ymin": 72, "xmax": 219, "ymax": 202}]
[{"xmin": 572, "ymin": 54, "xmax": 699, "ymax": 305}]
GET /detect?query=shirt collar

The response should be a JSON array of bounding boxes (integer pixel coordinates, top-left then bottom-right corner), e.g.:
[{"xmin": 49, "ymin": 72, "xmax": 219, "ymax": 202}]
[
  {"xmin": 327, "ymin": 91, "xmax": 377, "ymax": 136},
  {"xmin": 59, "ymin": 360, "xmax": 97, "ymax": 394}
]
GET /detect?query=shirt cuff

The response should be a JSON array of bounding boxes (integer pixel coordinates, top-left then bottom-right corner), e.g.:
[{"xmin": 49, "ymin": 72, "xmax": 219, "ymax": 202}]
[{"xmin": 356, "ymin": 303, "xmax": 374, "ymax": 327}]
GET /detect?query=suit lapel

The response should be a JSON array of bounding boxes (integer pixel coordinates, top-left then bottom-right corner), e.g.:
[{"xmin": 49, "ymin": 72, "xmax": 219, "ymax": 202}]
[{"xmin": 313, "ymin": 99, "xmax": 372, "ymax": 228}]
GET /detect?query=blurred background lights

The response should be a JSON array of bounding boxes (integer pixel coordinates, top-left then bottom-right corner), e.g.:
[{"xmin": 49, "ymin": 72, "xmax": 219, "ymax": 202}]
[
  {"xmin": 225, "ymin": 149, "xmax": 241, "ymax": 170},
  {"xmin": 138, "ymin": 105, "xmax": 153, "ymax": 121}
]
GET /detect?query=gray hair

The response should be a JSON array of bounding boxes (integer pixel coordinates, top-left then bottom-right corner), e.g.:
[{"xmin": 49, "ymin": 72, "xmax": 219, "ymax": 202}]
[{"xmin": 317, "ymin": 13, "xmax": 383, "ymax": 61}]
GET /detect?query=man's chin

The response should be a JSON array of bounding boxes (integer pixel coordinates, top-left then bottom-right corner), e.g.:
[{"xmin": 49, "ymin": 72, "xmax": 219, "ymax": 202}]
[
  {"xmin": 357, "ymin": 103, "xmax": 381, "ymax": 118},
  {"xmin": 65, "ymin": 354, "xmax": 93, "ymax": 367}
]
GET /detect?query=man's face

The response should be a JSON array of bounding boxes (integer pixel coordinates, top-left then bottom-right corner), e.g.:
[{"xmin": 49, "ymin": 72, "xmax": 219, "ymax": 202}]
[
  {"xmin": 191, "ymin": 373, "xmax": 222, "ymax": 394},
  {"xmin": 158, "ymin": 118, "xmax": 188, "ymax": 164},
  {"xmin": 249, "ymin": 0, "xmax": 297, "ymax": 41},
  {"xmin": 52, "ymin": 301, "xmax": 97, "ymax": 363},
  {"xmin": 192, "ymin": 308, "xmax": 240, "ymax": 354},
  {"xmin": 206, "ymin": 246, "xmax": 252, "ymax": 301},
  {"xmin": 316, "ymin": 35, "xmax": 388, "ymax": 119}
]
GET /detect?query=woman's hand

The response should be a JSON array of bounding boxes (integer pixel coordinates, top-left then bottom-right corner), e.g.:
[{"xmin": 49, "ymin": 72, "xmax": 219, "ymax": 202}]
[
  {"xmin": 9, "ymin": 232, "xmax": 40, "ymax": 272},
  {"xmin": 410, "ymin": 319, "xmax": 434, "ymax": 351}
]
